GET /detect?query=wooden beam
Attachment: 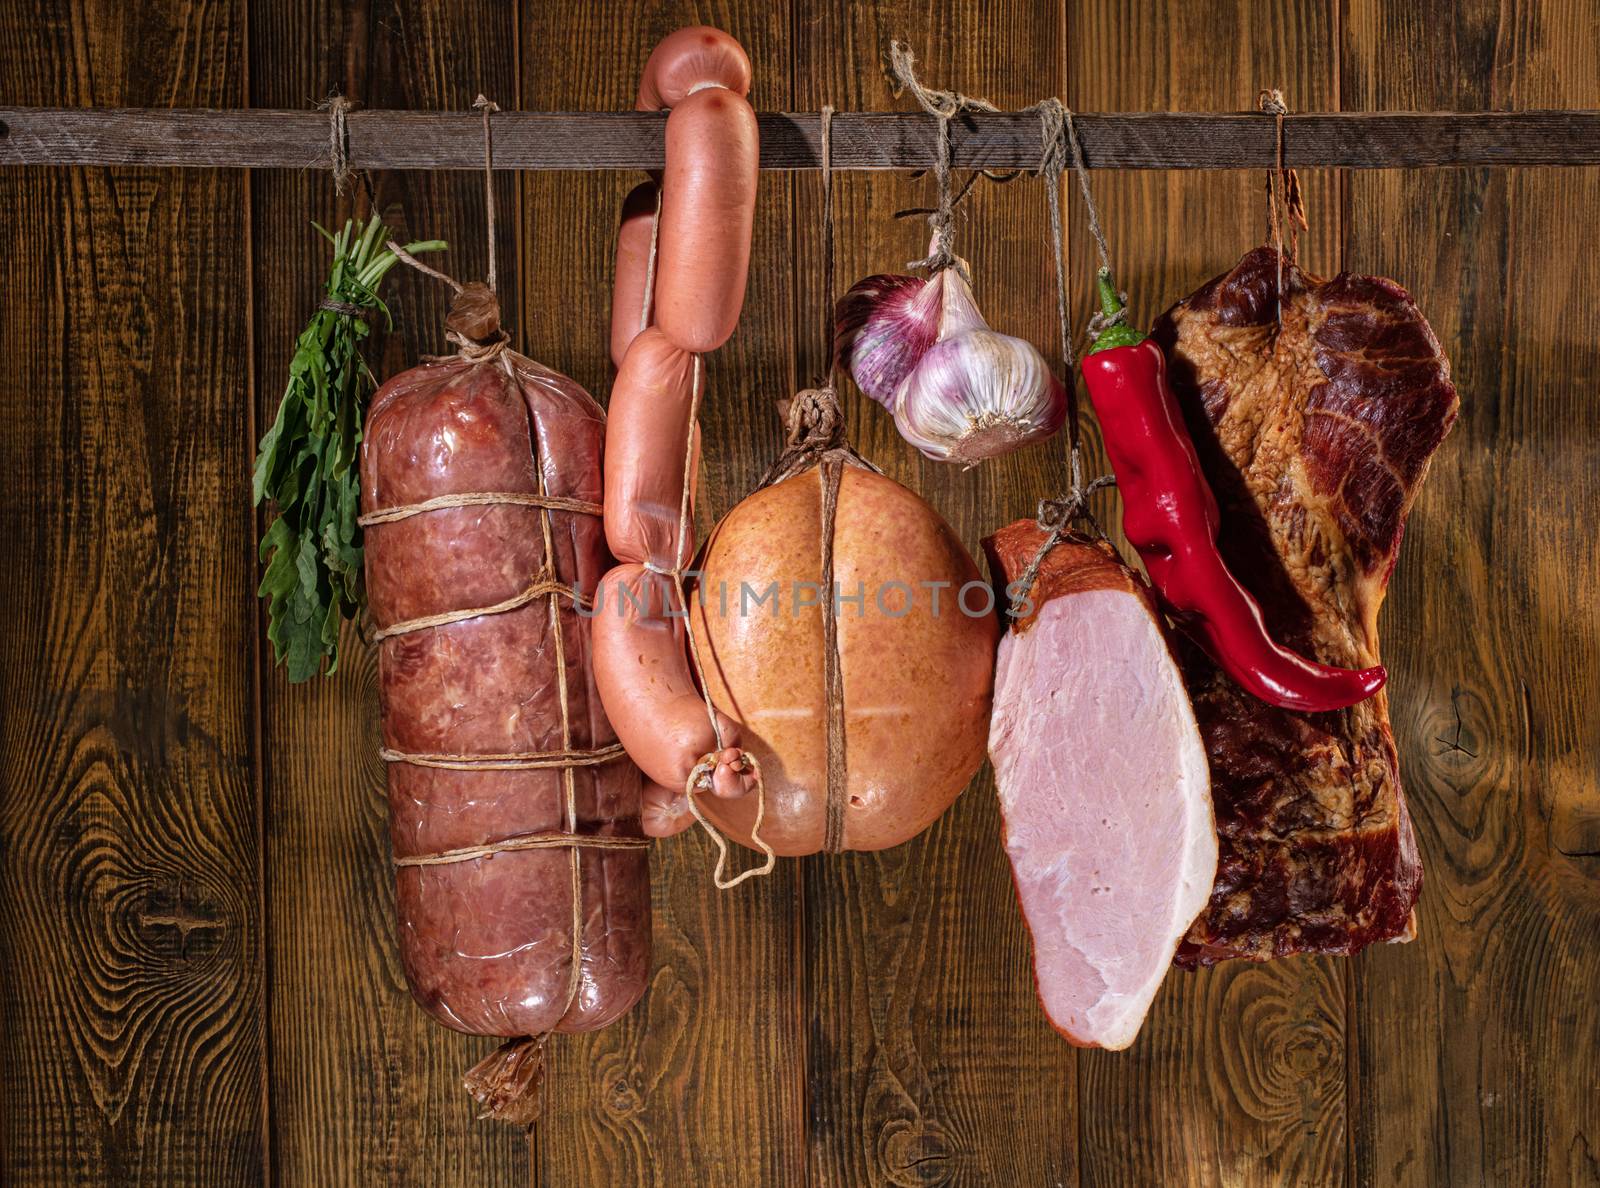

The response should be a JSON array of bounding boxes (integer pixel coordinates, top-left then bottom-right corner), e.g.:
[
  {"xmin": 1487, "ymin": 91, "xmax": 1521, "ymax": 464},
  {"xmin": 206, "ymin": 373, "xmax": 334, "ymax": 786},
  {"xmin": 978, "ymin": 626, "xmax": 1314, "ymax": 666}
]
[{"xmin": 1, "ymin": 107, "xmax": 1598, "ymax": 170}]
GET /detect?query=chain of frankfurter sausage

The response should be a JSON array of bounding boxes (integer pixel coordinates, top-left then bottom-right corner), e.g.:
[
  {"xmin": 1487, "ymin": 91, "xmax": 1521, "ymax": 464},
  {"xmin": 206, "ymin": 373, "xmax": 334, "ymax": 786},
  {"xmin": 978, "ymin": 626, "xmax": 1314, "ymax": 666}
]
[{"xmin": 594, "ymin": 28, "xmax": 773, "ymax": 884}]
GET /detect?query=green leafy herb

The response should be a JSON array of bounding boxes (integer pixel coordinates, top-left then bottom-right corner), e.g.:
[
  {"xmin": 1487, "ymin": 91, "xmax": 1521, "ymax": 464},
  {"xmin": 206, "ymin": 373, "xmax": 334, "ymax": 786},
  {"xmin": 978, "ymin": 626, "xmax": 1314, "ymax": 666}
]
[{"xmin": 253, "ymin": 214, "xmax": 445, "ymax": 681}]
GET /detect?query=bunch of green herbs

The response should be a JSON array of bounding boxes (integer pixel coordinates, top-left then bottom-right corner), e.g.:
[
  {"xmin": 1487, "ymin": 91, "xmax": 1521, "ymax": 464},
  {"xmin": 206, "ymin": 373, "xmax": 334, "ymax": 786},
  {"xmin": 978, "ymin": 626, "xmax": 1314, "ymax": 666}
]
[{"xmin": 253, "ymin": 213, "xmax": 444, "ymax": 681}]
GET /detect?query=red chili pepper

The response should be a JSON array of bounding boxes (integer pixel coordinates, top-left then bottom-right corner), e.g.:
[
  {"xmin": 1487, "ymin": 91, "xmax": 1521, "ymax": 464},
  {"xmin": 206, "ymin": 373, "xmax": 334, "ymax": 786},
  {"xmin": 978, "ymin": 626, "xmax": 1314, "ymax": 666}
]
[{"xmin": 1080, "ymin": 269, "xmax": 1385, "ymax": 713}]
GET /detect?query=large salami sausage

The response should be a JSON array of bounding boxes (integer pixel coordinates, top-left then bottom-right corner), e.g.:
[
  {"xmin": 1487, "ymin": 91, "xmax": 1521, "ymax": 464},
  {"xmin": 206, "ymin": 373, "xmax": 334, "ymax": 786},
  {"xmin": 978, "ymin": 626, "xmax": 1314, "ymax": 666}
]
[{"xmin": 360, "ymin": 283, "xmax": 649, "ymax": 1122}]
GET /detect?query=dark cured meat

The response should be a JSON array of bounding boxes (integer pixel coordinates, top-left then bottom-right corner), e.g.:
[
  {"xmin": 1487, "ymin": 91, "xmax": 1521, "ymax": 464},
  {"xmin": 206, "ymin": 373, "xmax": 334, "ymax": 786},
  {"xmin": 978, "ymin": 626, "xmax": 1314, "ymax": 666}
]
[
  {"xmin": 361, "ymin": 341, "xmax": 648, "ymax": 1038},
  {"xmin": 1155, "ymin": 246, "xmax": 1458, "ymax": 966}
]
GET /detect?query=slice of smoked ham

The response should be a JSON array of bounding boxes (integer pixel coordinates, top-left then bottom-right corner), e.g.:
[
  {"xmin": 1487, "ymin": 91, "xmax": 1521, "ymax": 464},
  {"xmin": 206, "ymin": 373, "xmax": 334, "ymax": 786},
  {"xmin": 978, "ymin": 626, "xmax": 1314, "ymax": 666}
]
[{"xmin": 985, "ymin": 522, "xmax": 1216, "ymax": 1049}]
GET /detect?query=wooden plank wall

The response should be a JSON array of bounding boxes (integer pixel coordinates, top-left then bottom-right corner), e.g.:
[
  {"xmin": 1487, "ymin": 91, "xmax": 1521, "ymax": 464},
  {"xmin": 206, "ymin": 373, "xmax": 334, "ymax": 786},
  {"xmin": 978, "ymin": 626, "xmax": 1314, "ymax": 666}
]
[{"xmin": 0, "ymin": 1, "xmax": 1595, "ymax": 1186}]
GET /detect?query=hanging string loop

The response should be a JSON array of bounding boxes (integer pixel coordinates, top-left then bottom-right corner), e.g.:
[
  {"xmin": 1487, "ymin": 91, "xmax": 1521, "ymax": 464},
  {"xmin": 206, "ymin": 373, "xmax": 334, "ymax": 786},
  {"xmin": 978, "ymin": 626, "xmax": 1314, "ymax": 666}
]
[
  {"xmin": 888, "ymin": 41, "xmax": 998, "ymax": 278},
  {"xmin": 1258, "ymin": 88, "xmax": 1307, "ymax": 323}
]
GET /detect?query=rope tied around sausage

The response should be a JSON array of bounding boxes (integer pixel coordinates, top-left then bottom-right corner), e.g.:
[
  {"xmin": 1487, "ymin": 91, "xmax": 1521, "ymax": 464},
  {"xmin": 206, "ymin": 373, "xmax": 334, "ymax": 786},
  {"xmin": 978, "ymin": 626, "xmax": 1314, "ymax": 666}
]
[
  {"xmin": 669, "ymin": 354, "xmax": 777, "ymax": 889},
  {"xmin": 363, "ymin": 481, "xmax": 632, "ymax": 858},
  {"xmin": 743, "ymin": 105, "xmax": 885, "ymax": 855}
]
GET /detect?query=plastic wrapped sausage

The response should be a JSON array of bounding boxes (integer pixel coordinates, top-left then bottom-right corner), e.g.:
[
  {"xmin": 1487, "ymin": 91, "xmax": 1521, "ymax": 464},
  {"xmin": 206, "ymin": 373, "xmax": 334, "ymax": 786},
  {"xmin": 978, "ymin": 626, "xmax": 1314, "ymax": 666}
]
[
  {"xmin": 590, "ymin": 564, "xmax": 745, "ymax": 797},
  {"xmin": 361, "ymin": 283, "xmax": 648, "ymax": 1122}
]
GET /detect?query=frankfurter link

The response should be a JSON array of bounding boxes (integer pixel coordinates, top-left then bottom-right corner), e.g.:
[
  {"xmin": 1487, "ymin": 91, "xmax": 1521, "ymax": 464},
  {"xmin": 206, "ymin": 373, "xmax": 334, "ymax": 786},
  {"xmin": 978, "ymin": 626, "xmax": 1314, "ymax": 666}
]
[
  {"xmin": 635, "ymin": 25, "xmax": 752, "ymax": 111},
  {"xmin": 604, "ymin": 328, "xmax": 702, "ymax": 571},
  {"xmin": 590, "ymin": 563, "xmax": 752, "ymax": 799},
  {"xmin": 595, "ymin": 28, "xmax": 768, "ymax": 875},
  {"xmin": 610, "ymin": 181, "xmax": 660, "ymax": 368},
  {"xmin": 655, "ymin": 87, "xmax": 759, "ymax": 353}
]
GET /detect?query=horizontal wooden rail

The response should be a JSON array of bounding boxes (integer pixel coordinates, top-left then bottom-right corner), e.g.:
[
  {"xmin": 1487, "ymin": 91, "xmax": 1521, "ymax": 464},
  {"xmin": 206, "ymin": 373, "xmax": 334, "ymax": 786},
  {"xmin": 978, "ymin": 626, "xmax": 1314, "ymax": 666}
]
[{"xmin": 1, "ymin": 107, "xmax": 1597, "ymax": 171}]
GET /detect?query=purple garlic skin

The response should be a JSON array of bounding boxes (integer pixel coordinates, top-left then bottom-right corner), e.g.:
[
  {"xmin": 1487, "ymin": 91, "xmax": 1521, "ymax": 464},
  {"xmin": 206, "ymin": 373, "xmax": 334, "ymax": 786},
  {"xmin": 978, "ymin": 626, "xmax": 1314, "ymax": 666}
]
[
  {"xmin": 835, "ymin": 264, "xmax": 1068, "ymax": 466},
  {"xmin": 833, "ymin": 273, "xmax": 940, "ymax": 411}
]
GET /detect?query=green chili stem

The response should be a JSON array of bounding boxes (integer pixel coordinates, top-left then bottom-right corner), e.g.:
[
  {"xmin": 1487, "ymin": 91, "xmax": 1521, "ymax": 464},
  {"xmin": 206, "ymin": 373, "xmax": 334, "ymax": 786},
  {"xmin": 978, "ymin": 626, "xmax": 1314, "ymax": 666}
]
[{"xmin": 1087, "ymin": 266, "xmax": 1148, "ymax": 354}]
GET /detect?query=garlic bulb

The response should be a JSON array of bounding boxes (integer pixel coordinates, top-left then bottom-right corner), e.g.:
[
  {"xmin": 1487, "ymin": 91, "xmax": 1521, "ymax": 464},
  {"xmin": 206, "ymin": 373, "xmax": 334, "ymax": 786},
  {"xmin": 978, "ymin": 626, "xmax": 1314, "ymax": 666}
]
[
  {"xmin": 833, "ymin": 272, "xmax": 941, "ymax": 410},
  {"xmin": 834, "ymin": 262, "xmax": 1067, "ymax": 465}
]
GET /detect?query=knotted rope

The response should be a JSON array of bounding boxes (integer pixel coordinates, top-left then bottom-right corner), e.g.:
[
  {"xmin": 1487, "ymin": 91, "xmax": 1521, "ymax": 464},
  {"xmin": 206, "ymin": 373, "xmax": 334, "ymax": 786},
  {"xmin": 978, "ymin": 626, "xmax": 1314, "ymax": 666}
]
[
  {"xmin": 763, "ymin": 104, "xmax": 889, "ymax": 854},
  {"xmin": 320, "ymin": 94, "xmax": 355, "ymax": 195},
  {"xmin": 474, "ymin": 95, "xmax": 501, "ymax": 295},
  {"xmin": 884, "ymin": 51, "xmax": 1120, "ymax": 610},
  {"xmin": 1014, "ymin": 95, "xmax": 1124, "ymax": 605},
  {"xmin": 1258, "ymin": 88, "xmax": 1307, "ymax": 324},
  {"xmin": 888, "ymin": 41, "xmax": 998, "ymax": 279},
  {"xmin": 384, "ymin": 94, "xmax": 514, "ymax": 367},
  {"xmin": 670, "ymin": 353, "xmax": 777, "ymax": 889},
  {"xmin": 884, "ymin": 48, "xmax": 1114, "ymax": 602}
]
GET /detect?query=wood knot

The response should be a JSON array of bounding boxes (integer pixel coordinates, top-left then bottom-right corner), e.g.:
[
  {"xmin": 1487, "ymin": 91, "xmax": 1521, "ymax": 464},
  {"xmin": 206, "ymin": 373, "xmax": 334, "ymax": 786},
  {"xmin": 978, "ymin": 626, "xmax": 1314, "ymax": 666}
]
[
  {"xmin": 604, "ymin": 1076, "xmax": 642, "ymax": 1119},
  {"xmin": 137, "ymin": 878, "xmax": 224, "ymax": 960},
  {"xmin": 879, "ymin": 1118, "xmax": 954, "ymax": 1186}
]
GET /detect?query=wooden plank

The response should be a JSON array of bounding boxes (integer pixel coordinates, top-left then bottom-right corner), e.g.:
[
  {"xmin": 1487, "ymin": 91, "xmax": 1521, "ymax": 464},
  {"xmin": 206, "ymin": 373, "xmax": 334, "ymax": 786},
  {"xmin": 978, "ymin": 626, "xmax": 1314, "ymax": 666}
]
[
  {"xmin": 793, "ymin": 4, "xmax": 1080, "ymax": 1185},
  {"xmin": 1067, "ymin": 2, "xmax": 1352, "ymax": 1185},
  {"xmin": 1341, "ymin": 1, "xmax": 1600, "ymax": 1184},
  {"xmin": 5, "ymin": 106, "xmax": 1600, "ymax": 170},
  {"xmin": 250, "ymin": 2, "xmax": 528, "ymax": 1184},
  {"xmin": 517, "ymin": 5, "xmax": 808, "ymax": 1187},
  {"xmin": 0, "ymin": 1, "xmax": 264, "ymax": 1185}
]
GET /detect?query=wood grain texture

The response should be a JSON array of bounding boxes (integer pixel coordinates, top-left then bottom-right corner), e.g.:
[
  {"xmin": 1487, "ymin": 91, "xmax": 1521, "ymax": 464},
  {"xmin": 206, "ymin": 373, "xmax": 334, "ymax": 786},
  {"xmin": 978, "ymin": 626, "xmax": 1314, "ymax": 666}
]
[
  {"xmin": 1342, "ymin": 2, "xmax": 1600, "ymax": 1185},
  {"xmin": 2, "ymin": 1, "xmax": 1598, "ymax": 1185},
  {"xmin": 1067, "ymin": 2, "xmax": 1351, "ymax": 1185},
  {"xmin": 7, "ymin": 107, "xmax": 1600, "ymax": 169},
  {"xmin": 793, "ymin": 3, "xmax": 1081, "ymax": 1185},
  {"xmin": 250, "ymin": 1, "xmax": 529, "ymax": 1184},
  {"xmin": 518, "ymin": 4, "xmax": 807, "ymax": 1186},
  {"xmin": 0, "ymin": 1, "xmax": 263, "ymax": 1184}
]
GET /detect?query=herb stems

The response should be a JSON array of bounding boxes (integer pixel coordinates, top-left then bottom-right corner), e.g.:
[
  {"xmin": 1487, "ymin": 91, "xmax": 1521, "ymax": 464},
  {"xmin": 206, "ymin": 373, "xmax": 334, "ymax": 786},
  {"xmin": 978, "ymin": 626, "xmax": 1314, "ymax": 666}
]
[{"xmin": 253, "ymin": 213, "xmax": 444, "ymax": 681}]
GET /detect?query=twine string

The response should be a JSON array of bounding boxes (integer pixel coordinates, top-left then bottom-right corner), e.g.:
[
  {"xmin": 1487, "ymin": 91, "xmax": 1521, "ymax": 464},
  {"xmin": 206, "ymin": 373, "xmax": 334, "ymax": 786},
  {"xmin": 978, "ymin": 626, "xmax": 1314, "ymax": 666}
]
[
  {"xmin": 321, "ymin": 94, "xmax": 354, "ymax": 195},
  {"xmin": 1008, "ymin": 475, "xmax": 1119, "ymax": 610},
  {"xmin": 640, "ymin": 183, "xmax": 663, "ymax": 335},
  {"xmin": 474, "ymin": 95, "xmax": 501, "ymax": 294},
  {"xmin": 1011, "ymin": 94, "xmax": 1123, "ymax": 612},
  {"xmin": 1258, "ymin": 88, "xmax": 1306, "ymax": 325},
  {"xmin": 370, "ymin": 574, "xmax": 589, "ymax": 642},
  {"xmin": 1028, "ymin": 98, "xmax": 1083, "ymax": 498},
  {"xmin": 819, "ymin": 104, "xmax": 836, "ymax": 386},
  {"xmin": 384, "ymin": 94, "xmax": 505, "ymax": 353},
  {"xmin": 814, "ymin": 106, "xmax": 848, "ymax": 854},
  {"xmin": 397, "ymin": 831, "xmax": 650, "ymax": 868},
  {"xmin": 673, "ymin": 355, "xmax": 778, "ymax": 889},
  {"xmin": 379, "ymin": 741, "xmax": 626, "ymax": 772},
  {"xmin": 387, "ymin": 240, "xmax": 465, "ymax": 295},
  {"xmin": 530, "ymin": 456, "xmax": 588, "ymax": 1034},
  {"xmin": 888, "ymin": 41, "xmax": 997, "ymax": 278},
  {"xmin": 357, "ymin": 490, "xmax": 602, "ymax": 527},
  {"xmin": 1062, "ymin": 104, "xmax": 1112, "ymax": 275}
]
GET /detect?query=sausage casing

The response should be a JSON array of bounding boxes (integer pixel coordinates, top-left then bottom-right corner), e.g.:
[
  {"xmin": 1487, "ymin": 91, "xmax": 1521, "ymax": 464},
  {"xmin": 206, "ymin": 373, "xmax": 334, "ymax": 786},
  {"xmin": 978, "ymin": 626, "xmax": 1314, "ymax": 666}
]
[{"xmin": 655, "ymin": 89, "xmax": 758, "ymax": 354}]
